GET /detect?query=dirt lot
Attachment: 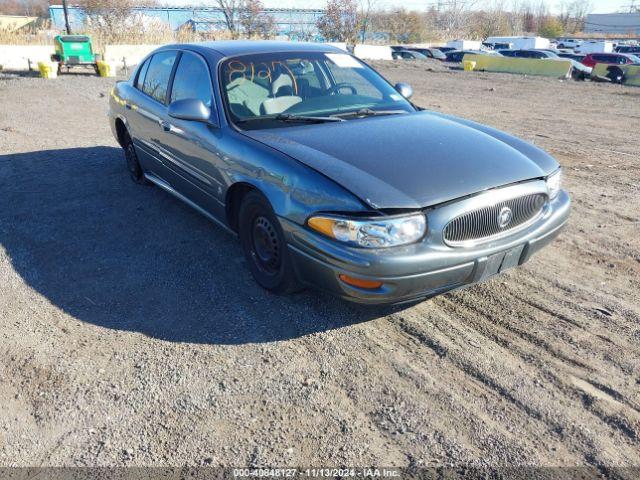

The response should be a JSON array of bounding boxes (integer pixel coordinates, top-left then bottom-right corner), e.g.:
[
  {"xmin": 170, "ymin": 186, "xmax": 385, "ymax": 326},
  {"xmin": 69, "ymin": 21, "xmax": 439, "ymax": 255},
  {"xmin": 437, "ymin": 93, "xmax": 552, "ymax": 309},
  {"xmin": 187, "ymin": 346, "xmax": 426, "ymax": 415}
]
[{"xmin": 1, "ymin": 65, "xmax": 639, "ymax": 471}]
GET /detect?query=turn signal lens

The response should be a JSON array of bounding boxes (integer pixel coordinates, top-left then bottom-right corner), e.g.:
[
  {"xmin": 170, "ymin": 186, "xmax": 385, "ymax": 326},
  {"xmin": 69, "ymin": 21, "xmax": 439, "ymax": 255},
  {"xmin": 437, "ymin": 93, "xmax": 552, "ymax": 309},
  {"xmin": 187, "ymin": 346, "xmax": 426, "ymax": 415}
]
[
  {"xmin": 546, "ymin": 169, "xmax": 562, "ymax": 200},
  {"xmin": 307, "ymin": 216, "xmax": 336, "ymax": 238},
  {"xmin": 307, "ymin": 213, "xmax": 426, "ymax": 248},
  {"xmin": 339, "ymin": 275, "xmax": 383, "ymax": 290}
]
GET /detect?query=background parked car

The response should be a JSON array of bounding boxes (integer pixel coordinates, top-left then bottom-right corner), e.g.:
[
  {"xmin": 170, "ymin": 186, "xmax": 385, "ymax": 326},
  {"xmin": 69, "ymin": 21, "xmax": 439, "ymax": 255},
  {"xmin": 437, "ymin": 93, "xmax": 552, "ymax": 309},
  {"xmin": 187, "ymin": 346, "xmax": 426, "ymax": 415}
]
[
  {"xmin": 436, "ymin": 46, "xmax": 456, "ymax": 54},
  {"xmin": 499, "ymin": 49, "xmax": 556, "ymax": 59},
  {"xmin": 497, "ymin": 49, "xmax": 591, "ymax": 79},
  {"xmin": 557, "ymin": 52, "xmax": 586, "ymax": 63},
  {"xmin": 482, "ymin": 41, "xmax": 513, "ymax": 50},
  {"xmin": 444, "ymin": 50, "xmax": 498, "ymax": 63},
  {"xmin": 392, "ymin": 50, "xmax": 428, "ymax": 60},
  {"xmin": 406, "ymin": 47, "xmax": 447, "ymax": 60},
  {"xmin": 614, "ymin": 45, "xmax": 640, "ymax": 55},
  {"xmin": 581, "ymin": 53, "xmax": 640, "ymax": 68}
]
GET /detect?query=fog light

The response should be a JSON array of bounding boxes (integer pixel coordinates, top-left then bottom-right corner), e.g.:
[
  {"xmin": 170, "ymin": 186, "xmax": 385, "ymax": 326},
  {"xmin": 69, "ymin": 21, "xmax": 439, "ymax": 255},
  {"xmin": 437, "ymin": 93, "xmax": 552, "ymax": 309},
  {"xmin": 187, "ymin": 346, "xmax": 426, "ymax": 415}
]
[{"xmin": 339, "ymin": 274, "xmax": 383, "ymax": 290}]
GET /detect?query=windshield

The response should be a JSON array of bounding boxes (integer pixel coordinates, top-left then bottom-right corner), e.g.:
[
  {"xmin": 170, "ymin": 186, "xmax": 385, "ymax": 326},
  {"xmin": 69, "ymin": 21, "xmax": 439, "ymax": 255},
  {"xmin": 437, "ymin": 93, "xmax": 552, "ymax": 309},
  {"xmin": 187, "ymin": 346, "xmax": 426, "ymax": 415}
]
[{"xmin": 220, "ymin": 51, "xmax": 415, "ymax": 129}]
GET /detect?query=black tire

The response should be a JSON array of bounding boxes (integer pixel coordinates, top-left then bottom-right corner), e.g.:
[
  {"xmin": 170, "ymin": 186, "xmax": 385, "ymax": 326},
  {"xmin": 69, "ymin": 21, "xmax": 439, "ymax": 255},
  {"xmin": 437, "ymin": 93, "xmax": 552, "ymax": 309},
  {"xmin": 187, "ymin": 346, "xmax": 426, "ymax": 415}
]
[
  {"xmin": 238, "ymin": 191, "xmax": 302, "ymax": 294},
  {"xmin": 606, "ymin": 66, "xmax": 624, "ymax": 84},
  {"xmin": 123, "ymin": 132, "xmax": 148, "ymax": 185}
]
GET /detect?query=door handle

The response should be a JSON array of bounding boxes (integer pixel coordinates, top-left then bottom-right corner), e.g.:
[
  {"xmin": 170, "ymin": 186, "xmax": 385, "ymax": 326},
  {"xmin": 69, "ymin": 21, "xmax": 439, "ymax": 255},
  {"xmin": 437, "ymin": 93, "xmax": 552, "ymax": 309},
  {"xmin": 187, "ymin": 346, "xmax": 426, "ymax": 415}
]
[{"xmin": 159, "ymin": 120, "xmax": 171, "ymax": 131}]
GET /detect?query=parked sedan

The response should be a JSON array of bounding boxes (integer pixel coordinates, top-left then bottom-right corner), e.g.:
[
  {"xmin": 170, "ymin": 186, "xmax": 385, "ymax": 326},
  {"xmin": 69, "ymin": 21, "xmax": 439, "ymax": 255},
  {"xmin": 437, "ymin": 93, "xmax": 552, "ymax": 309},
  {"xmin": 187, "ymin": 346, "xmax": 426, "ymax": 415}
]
[
  {"xmin": 406, "ymin": 47, "xmax": 447, "ymax": 60},
  {"xmin": 557, "ymin": 52, "xmax": 586, "ymax": 63},
  {"xmin": 498, "ymin": 49, "xmax": 592, "ymax": 78},
  {"xmin": 614, "ymin": 45, "xmax": 640, "ymax": 54},
  {"xmin": 392, "ymin": 49, "xmax": 428, "ymax": 60},
  {"xmin": 444, "ymin": 50, "xmax": 498, "ymax": 63},
  {"xmin": 109, "ymin": 41, "xmax": 570, "ymax": 304},
  {"xmin": 582, "ymin": 53, "xmax": 640, "ymax": 68}
]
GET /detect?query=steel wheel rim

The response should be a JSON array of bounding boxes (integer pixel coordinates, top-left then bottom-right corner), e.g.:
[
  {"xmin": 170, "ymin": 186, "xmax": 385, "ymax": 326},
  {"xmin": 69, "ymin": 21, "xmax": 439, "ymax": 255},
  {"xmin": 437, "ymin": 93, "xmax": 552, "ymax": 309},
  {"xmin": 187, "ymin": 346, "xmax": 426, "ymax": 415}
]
[{"xmin": 251, "ymin": 215, "xmax": 281, "ymax": 275}]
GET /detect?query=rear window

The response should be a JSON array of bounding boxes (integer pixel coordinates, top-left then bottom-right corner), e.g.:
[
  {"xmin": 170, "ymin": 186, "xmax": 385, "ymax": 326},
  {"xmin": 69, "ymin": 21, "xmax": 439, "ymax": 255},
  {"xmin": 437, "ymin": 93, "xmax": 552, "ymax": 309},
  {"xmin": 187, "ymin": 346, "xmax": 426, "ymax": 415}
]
[
  {"xmin": 141, "ymin": 51, "xmax": 177, "ymax": 104},
  {"xmin": 135, "ymin": 57, "xmax": 151, "ymax": 89}
]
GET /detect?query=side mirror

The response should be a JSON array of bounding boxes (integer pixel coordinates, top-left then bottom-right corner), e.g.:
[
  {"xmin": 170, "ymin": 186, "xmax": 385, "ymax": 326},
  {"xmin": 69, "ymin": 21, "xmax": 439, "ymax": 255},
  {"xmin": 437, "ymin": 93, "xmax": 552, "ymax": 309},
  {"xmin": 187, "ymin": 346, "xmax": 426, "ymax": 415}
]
[
  {"xmin": 168, "ymin": 98, "xmax": 211, "ymax": 123},
  {"xmin": 394, "ymin": 82, "xmax": 413, "ymax": 100}
]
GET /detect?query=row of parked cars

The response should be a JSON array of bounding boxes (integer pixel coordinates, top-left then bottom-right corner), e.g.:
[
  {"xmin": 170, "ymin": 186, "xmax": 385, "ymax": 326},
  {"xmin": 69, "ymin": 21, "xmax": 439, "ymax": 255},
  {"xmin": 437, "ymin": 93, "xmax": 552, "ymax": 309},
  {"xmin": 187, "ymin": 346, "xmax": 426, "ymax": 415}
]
[
  {"xmin": 391, "ymin": 45, "xmax": 640, "ymax": 82},
  {"xmin": 555, "ymin": 38, "xmax": 640, "ymax": 55}
]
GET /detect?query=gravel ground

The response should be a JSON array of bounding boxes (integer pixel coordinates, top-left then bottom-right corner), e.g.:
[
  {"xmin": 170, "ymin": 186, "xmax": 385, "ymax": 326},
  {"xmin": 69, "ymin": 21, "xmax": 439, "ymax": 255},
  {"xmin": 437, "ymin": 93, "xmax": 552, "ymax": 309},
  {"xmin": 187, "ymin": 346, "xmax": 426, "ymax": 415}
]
[{"xmin": 0, "ymin": 65, "xmax": 639, "ymax": 471}]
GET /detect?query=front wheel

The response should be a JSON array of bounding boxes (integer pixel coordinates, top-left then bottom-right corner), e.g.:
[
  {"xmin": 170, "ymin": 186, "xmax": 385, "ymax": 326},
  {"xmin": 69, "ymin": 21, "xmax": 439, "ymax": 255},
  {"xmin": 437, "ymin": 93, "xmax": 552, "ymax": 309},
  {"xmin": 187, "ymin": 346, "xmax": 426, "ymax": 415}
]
[{"xmin": 238, "ymin": 191, "xmax": 302, "ymax": 294}]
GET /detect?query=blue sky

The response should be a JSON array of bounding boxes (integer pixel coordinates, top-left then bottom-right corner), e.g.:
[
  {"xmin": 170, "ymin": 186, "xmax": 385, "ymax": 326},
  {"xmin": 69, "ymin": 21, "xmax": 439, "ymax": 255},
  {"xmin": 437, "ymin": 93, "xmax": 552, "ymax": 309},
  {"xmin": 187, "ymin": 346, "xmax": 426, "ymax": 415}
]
[{"xmin": 168, "ymin": 1, "xmax": 631, "ymax": 14}]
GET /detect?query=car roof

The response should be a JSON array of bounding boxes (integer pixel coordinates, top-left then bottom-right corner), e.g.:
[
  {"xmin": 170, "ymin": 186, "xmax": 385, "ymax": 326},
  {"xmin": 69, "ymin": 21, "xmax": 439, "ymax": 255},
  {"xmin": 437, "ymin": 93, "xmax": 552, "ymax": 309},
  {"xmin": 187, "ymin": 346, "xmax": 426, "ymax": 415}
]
[{"xmin": 168, "ymin": 40, "xmax": 344, "ymax": 57}]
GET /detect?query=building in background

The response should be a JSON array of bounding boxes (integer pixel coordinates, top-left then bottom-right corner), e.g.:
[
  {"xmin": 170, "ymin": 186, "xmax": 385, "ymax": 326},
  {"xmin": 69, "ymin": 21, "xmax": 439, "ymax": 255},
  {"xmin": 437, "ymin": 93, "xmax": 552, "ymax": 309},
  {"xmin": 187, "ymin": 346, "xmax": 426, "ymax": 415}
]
[
  {"xmin": 48, "ymin": 5, "xmax": 325, "ymax": 40},
  {"xmin": 0, "ymin": 14, "xmax": 38, "ymax": 31},
  {"xmin": 585, "ymin": 13, "xmax": 640, "ymax": 35}
]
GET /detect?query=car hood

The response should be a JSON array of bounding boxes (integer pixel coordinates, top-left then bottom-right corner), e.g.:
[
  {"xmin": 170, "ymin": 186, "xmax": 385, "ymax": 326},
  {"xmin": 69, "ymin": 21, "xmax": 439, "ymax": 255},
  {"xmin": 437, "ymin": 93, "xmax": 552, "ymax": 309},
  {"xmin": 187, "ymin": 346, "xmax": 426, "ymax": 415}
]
[{"xmin": 242, "ymin": 111, "xmax": 559, "ymax": 209}]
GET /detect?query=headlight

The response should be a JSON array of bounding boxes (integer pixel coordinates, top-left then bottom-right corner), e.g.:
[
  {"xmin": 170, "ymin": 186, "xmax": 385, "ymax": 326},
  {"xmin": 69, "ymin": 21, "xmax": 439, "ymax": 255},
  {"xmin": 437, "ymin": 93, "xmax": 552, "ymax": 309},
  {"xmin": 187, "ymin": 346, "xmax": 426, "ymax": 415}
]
[
  {"xmin": 546, "ymin": 169, "xmax": 562, "ymax": 200},
  {"xmin": 307, "ymin": 213, "xmax": 426, "ymax": 248}
]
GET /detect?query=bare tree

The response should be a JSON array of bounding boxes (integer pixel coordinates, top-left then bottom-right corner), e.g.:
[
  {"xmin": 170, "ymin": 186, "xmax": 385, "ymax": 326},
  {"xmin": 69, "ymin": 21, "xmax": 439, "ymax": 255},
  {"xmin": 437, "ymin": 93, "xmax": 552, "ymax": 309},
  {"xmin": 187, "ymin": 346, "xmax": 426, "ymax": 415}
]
[
  {"xmin": 316, "ymin": 0, "xmax": 359, "ymax": 43},
  {"xmin": 371, "ymin": 8, "xmax": 427, "ymax": 43},
  {"xmin": 212, "ymin": 0, "xmax": 241, "ymax": 38},
  {"xmin": 288, "ymin": 14, "xmax": 317, "ymax": 42},
  {"xmin": 558, "ymin": 0, "xmax": 592, "ymax": 33},
  {"xmin": 0, "ymin": 0, "xmax": 49, "ymax": 17},
  {"xmin": 437, "ymin": 0, "xmax": 479, "ymax": 39},
  {"xmin": 358, "ymin": 0, "xmax": 378, "ymax": 43},
  {"xmin": 79, "ymin": 0, "xmax": 159, "ymax": 40},
  {"xmin": 469, "ymin": 0, "xmax": 513, "ymax": 39},
  {"xmin": 238, "ymin": 0, "xmax": 275, "ymax": 39}
]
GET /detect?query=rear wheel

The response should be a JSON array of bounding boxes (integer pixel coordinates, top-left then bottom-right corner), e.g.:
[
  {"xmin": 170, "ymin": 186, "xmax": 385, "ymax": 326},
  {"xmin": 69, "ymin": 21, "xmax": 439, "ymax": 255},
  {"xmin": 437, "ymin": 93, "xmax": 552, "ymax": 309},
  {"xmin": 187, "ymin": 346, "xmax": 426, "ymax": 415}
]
[
  {"xmin": 238, "ymin": 191, "xmax": 302, "ymax": 294},
  {"xmin": 123, "ymin": 133, "xmax": 148, "ymax": 185}
]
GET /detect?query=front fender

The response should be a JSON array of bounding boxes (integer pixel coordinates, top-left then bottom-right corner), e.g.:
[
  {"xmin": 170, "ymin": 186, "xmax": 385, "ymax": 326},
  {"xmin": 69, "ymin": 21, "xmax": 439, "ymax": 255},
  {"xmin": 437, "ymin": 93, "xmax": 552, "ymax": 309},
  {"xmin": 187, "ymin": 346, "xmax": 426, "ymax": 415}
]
[{"xmin": 222, "ymin": 132, "xmax": 367, "ymax": 226}]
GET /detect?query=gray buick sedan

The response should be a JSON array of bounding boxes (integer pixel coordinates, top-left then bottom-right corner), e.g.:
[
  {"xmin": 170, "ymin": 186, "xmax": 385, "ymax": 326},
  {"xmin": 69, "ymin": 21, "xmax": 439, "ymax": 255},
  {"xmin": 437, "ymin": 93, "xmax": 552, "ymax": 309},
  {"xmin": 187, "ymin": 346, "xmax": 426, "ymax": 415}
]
[{"xmin": 109, "ymin": 41, "xmax": 570, "ymax": 304}]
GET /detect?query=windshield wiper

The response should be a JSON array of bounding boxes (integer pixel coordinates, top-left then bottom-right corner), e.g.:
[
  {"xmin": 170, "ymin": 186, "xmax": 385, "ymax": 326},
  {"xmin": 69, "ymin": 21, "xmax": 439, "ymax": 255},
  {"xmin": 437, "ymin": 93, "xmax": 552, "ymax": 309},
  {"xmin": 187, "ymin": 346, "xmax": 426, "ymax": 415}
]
[
  {"xmin": 274, "ymin": 113, "xmax": 344, "ymax": 123},
  {"xmin": 236, "ymin": 114, "xmax": 344, "ymax": 126},
  {"xmin": 332, "ymin": 108, "xmax": 408, "ymax": 119}
]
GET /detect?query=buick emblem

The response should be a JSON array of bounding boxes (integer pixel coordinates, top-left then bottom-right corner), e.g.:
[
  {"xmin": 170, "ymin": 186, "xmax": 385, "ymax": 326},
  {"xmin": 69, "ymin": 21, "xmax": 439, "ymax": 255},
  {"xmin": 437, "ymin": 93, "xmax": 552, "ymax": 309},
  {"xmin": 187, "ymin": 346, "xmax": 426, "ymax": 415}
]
[{"xmin": 498, "ymin": 206, "xmax": 513, "ymax": 229}]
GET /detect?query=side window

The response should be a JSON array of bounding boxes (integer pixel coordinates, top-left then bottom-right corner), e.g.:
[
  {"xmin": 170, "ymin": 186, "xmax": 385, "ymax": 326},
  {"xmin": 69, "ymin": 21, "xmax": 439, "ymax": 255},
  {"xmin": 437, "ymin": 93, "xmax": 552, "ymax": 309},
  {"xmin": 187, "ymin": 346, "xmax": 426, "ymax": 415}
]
[
  {"xmin": 170, "ymin": 51, "xmax": 212, "ymax": 108},
  {"xmin": 142, "ymin": 51, "xmax": 177, "ymax": 104},
  {"xmin": 135, "ymin": 57, "xmax": 151, "ymax": 89}
]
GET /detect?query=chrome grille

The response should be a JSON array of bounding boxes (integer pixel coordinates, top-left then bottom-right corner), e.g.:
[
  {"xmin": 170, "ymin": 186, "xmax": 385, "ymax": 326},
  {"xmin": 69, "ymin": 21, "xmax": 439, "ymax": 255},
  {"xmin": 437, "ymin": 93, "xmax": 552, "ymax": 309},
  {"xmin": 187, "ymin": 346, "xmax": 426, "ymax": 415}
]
[{"xmin": 443, "ymin": 193, "xmax": 547, "ymax": 246}]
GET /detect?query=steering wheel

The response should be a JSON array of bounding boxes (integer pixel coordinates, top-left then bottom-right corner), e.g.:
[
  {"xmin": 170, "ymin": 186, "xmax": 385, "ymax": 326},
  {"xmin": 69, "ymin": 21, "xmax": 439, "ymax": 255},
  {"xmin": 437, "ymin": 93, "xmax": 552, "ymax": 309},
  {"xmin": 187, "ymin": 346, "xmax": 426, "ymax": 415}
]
[{"xmin": 327, "ymin": 82, "xmax": 358, "ymax": 95}]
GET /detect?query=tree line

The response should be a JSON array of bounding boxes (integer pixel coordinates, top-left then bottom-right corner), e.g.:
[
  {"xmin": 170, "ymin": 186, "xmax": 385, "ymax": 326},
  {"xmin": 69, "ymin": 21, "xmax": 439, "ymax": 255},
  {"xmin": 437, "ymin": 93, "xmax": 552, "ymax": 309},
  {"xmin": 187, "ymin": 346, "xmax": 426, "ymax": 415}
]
[
  {"xmin": 2, "ymin": 0, "xmax": 594, "ymax": 43},
  {"xmin": 318, "ymin": 0, "xmax": 594, "ymax": 43}
]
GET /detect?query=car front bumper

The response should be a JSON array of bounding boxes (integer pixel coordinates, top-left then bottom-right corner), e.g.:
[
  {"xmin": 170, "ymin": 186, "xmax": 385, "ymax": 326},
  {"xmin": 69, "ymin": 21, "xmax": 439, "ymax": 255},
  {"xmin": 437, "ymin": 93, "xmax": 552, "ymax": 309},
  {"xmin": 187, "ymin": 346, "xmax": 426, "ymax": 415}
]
[{"xmin": 281, "ymin": 187, "xmax": 571, "ymax": 305}]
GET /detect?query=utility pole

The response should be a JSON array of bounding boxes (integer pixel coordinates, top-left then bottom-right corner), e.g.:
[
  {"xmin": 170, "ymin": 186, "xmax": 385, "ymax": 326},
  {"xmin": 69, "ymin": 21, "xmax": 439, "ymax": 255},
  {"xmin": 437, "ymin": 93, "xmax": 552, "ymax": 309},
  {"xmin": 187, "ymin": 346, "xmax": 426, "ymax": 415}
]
[{"xmin": 62, "ymin": 0, "xmax": 72, "ymax": 34}]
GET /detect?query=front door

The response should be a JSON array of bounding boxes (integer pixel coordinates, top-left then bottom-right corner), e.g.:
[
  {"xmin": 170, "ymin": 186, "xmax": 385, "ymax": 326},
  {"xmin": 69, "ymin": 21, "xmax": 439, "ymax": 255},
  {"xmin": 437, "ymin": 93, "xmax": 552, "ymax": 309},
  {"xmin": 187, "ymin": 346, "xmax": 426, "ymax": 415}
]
[{"xmin": 157, "ymin": 50, "xmax": 226, "ymax": 220}]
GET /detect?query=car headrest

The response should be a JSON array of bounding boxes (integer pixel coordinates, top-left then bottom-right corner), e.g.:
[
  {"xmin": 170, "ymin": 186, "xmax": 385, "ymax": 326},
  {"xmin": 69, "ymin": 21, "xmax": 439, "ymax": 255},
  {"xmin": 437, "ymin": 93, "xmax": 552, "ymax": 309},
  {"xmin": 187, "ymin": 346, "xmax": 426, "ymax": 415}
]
[{"xmin": 271, "ymin": 74, "xmax": 293, "ymax": 96}]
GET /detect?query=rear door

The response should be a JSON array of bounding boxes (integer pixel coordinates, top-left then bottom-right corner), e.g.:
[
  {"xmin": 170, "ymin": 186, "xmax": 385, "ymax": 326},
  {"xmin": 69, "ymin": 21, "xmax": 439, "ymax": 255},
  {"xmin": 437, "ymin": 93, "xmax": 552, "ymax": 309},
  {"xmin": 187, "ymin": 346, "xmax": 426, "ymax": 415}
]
[{"xmin": 129, "ymin": 50, "xmax": 178, "ymax": 179}]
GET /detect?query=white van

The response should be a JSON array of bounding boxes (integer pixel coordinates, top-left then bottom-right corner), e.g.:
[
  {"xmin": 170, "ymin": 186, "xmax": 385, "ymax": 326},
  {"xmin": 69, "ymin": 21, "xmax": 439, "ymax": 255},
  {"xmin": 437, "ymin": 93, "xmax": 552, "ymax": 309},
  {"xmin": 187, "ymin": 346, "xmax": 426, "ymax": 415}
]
[
  {"xmin": 575, "ymin": 41, "xmax": 614, "ymax": 54},
  {"xmin": 485, "ymin": 36, "xmax": 550, "ymax": 50}
]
